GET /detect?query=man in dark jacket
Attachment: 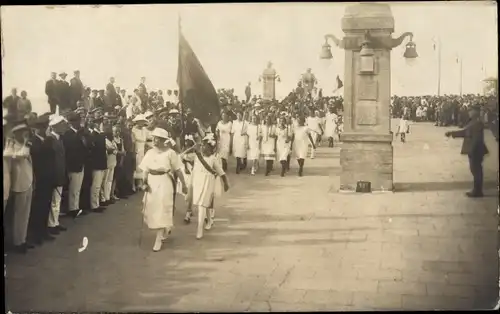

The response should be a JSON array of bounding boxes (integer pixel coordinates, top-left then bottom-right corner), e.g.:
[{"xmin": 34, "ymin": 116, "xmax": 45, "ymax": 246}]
[
  {"xmin": 62, "ymin": 111, "xmax": 88, "ymax": 218},
  {"xmin": 56, "ymin": 72, "xmax": 71, "ymax": 113},
  {"xmin": 27, "ymin": 113, "xmax": 57, "ymax": 245},
  {"xmin": 70, "ymin": 70, "xmax": 84, "ymax": 110},
  {"xmin": 46, "ymin": 115, "xmax": 69, "ymax": 235},
  {"xmin": 3, "ymin": 88, "xmax": 20, "ymax": 117},
  {"xmin": 45, "ymin": 72, "xmax": 59, "ymax": 113},
  {"xmin": 88, "ymin": 116, "xmax": 108, "ymax": 212},
  {"xmin": 446, "ymin": 105, "xmax": 489, "ymax": 198}
]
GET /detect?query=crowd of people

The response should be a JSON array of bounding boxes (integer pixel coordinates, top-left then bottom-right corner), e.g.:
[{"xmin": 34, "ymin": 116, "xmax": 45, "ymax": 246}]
[{"xmin": 2, "ymin": 71, "xmax": 347, "ymax": 253}]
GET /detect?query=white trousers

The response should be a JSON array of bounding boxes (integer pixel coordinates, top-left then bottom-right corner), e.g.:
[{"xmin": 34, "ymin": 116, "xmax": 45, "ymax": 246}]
[
  {"xmin": 91, "ymin": 170, "xmax": 105, "ymax": 209},
  {"xmin": 48, "ymin": 186, "xmax": 63, "ymax": 228},
  {"xmin": 68, "ymin": 169, "xmax": 84, "ymax": 212},
  {"xmin": 101, "ymin": 167, "xmax": 115, "ymax": 202},
  {"xmin": 12, "ymin": 186, "xmax": 33, "ymax": 245}
]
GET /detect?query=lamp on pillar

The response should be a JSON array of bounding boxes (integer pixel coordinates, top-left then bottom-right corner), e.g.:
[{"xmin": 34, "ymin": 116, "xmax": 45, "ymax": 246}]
[{"xmin": 403, "ymin": 35, "xmax": 418, "ymax": 67}]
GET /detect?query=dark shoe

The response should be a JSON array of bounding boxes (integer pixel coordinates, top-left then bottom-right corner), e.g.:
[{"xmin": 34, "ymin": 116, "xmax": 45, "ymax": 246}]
[
  {"xmin": 68, "ymin": 210, "xmax": 82, "ymax": 219},
  {"xmin": 25, "ymin": 243, "xmax": 35, "ymax": 249},
  {"xmin": 100, "ymin": 201, "xmax": 109, "ymax": 207},
  {"xmin": 33, "ymin": 238, "xmax": 44, "ymax": 246},
  {"xmin": 466, "ymin": 191, "xmax": 484, "ymax": 198},
  {"xmin": 92, "ymin": 207, "xmax": 106, "ymax": 213},
  {"xmin": 12, "ymin": 244, "xmax": 28, "ymax": 254},
  {"xmin": 80, "ymin": 209, "xmax": 90, "ymax": 215},
  {"xmin": 43, "ymin": 233, "xmax": 56, "ymax": 241},
  {"xmin": 57, "ymin": 225, "xmax": 67, "ymax": 232},
  {"xmin": 48, "ymin": 227, "xmax": 60, "ymax": 235},
  {"xmin": 109, "ymin": 199, "xmax": 116, "ymax": 205},
  {"xmin": 298, "ymin": 169, "xmax": 303, "ymax": 177}
]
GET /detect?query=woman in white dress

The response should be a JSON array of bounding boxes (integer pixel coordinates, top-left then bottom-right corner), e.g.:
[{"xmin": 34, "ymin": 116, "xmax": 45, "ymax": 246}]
[
  {"xmin": 276, "ymin": 115, "xmax": 292, "ymax": 177},
  {"xmin": 230, "ymin": 111, "xmax": 248, "ymax": 174},
  {"xmin": 292, "ymin": 116, "xmax": 316, "ymax": 177},
  {"xmin": 190, "ymin": 134, "xmax": 229, "ymax": 239},
  {"xmin": 261, "ymin": 115, "xmax": 277, "ymax": 176},
  {"xmin": 215, "ymin": 112, "xmax": 233, "ymax": 172},
  {"xmin": 305, "ymin": 109, "xmax": 323, "ymax": 159},
  {"xmin": 246, "ymin": 115, "xmax": 262, "ymax": 175},
  {"xmin": 132, "ymin": 115, "xmax": 149, "ymax": 190},
  {"xmin": 396, "ymin": 113, "xmax": 410, "ymax": 143},
  {"xmin": 140, "ymin": 127, "xmax": 188, "ymax": 252},
  {"xmin": 324, "ymin": 107, "xmax": 338, "ymax": 148}
]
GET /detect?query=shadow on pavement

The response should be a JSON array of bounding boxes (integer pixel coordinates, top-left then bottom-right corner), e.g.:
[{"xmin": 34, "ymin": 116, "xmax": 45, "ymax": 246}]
[{"xmin": 394, "ymin": 180, "xmax": 497, "ymax": 193}]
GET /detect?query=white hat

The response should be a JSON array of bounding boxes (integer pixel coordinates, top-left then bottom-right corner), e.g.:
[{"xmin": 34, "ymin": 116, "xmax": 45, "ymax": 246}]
[
  {"xmin": 169, "ymin": 109, "xmax": 180, "ymax": 114},
  {"xmin": 151, "ymin": 127, "xmax": 170, "ymax": 139},
  {"xmin": 144, "ymin": 111, "xmax": 154, "ymax": 118},
  {"xmin": 132, "ymin": 114, "xmax": 147, "ymax": 122},
  {"xmin": 11, "ymin": 123, "xmax": 28, "ymax": 133},
  {"xmin": 49, "ymin": 115, "xmax": 67, "ymax": 126}
]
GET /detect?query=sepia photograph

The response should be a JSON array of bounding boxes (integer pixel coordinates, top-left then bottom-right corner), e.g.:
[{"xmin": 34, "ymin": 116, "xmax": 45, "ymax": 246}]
[{"xmin": 2, "ymin": 1, "xmax": 499, "ymax": 312}]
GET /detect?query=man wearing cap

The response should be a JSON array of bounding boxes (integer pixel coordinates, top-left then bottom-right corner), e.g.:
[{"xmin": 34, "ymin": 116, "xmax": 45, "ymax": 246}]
[
  {"xmin": 45, "ymin": 72, "xmax": 59, "ymax": 113},
  {"xmin": 27, "ymin": 113, "xmax": 57, "ymax": 245},
  {"xmin": 5, "ymin": 119, "xmax": 34, "ymax": 253},
  {"xmin": 445, "ymin": 105, "xmax": 489, "ymax": 198},
  {"xmin": 62, "ymin": 112, "xmax": 88, "ymax": 218},
  {"xmin": 46, "ymin": 115, "xmax": 69, "ymax": 235},
  {"xmin": 56, "ymin": 72, "xmax": 71, "ymax": 113},
  {"xmin": 70, "ymin": 70, "xmax": 85, "ymax": 110},
  {"xmin": 88, "ymin": 115, "xmax": 108, "ymax": 212}
]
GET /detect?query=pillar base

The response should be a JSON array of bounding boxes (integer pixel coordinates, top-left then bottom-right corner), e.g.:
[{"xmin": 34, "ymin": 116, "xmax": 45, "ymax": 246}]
[{"xmin": 339, "ymin": 133, "xmax": 394, "ymax": 192}]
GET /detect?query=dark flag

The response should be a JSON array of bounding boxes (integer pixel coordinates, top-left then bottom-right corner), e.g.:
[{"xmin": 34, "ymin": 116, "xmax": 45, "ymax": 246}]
[
  {"xmin": 336, "ymin": 75, "xmax": 344, "ymax": 89},
  {"xmin": 177, "ymin": 28, "xmax": 220, "ymax": 125}
]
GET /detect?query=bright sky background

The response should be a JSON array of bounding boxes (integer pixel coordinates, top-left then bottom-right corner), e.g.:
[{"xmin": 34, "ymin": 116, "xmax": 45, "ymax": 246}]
[{"xmin": 1, "ymin": 2, "xmax": 498, "ymax": 113}]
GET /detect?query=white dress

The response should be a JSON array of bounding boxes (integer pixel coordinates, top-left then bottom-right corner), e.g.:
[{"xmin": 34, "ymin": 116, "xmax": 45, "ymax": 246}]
[
  {"xmin": 276, "ymin": 125, "xmax": 291, "ymax": 161},
  {"xmin": 324, "ymin": 112, "xmax": 338, "ymax": 138},
  {"xmin": 306, "ymin": 116, "xmax": 322, "ymax": 143},
  {"xmin": 190, "ymin": 153, "xmax": 225, "ymax": 208},
  {"xmin": 260, "ymin": 125, "xmax": 276, "ymax": 161},
  {"xmin": 139, "ymin": 148, "xmax": 180, "ymax": 229},
  {"xmin": 216, "ymin": 120, "xmax": 233, "ymax": 160},
  {"xmin": 246, "ymin": 123, "xmax": 262, "ymax": 160},
  {"xmin": 132, "ymin": 126, "xmax": 148, "ymax": 179},
  {"xmin": 397, "ymin": 118, "xmax": 409, "ymax": 134},
  {"xmin": 293, "ymin": 126, "xmax": 312, "ymax": 159},
  {"xmin": 230, "ymin": 120, "xmax": 248, "ymax": 158}
]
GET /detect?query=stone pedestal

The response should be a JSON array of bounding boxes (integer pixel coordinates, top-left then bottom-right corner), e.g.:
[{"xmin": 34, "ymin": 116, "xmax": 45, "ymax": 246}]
[
  {"xmin": 339, "ymin": 3, "xmax": 395, "ymax": 192},
  {"xmin": 262, "ymin": 65, "xmax": 277, "ymax": 101}
]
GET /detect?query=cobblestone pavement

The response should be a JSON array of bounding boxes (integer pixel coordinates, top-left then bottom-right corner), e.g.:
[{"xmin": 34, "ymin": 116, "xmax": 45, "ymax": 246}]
[{"xmin": 5, "ymin": 121, "xmax": 499, "ymax": 312}]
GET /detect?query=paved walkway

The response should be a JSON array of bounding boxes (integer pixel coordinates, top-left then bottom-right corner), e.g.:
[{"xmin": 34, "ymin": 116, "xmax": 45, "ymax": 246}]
[{"xmin": 5, "ymin": 121, "xmax": 499, "ymax": 312}]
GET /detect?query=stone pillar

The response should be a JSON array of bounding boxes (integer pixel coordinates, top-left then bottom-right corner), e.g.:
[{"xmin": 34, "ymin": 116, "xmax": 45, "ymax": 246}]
[
  {"xmin": 262, "ymin": 64, "xmax": 278, "ymax": 101},
  {"xmin": 339, "ymin": 3, "xmax": 396, "ymax": 191}
]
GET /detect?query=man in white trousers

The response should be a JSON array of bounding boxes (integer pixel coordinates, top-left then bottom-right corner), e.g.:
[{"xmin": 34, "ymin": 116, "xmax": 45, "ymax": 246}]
[
  {"xmin": 62, "ymin": 111, "xmax": 88, "ymax": 219},
  {"xmin": 47, "ymin": 115, "xmax": 69, "ymax": 235},
  {"xmin": 306, "ymin": 109, "xmax": 323, "ymax": 159}
]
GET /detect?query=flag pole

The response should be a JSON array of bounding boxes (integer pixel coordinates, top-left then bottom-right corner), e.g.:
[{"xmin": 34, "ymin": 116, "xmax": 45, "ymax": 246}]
[
  {"xmin": 437, "ymin": 36, "xmax": 442, "ymax": 97},
  {"xmin": 178, "ymin": 13, "xmax": 186, "ymax": 149}
]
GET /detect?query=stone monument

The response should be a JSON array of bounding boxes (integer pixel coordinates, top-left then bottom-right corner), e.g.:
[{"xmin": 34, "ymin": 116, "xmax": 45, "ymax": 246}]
[
  {"xmin": 322, "ymin": 3, "xmax": 416, "ymax": 191},
  {"xmin": 301, "ymin": 68, "xmax": 317, "ymax": 97},
  {"xmin": 260, "ymin": 62, "xmax": 280, "ymax": 101}
]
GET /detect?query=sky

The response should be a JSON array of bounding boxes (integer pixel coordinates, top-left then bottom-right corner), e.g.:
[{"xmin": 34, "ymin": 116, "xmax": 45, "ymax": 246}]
[{"xmin": 1, "ymin": 2, "xmax": 498, "ymax": 113}]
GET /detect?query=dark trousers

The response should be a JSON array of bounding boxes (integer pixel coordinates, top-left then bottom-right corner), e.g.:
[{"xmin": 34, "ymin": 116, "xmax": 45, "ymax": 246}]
[
  {"xmin": 79, "ymin": 163, "xmax": 93, "ymax": 210},
  {"xmin": 114, "ymin": 163, "xmax": 126, "ymax": 197},
  {"xmin": 123, "ymin": 152, "xmax": 136, "ymax": 193},
  {"xmin": 468, "ymin": 155, "xmax": 484, "ymax": 194},
  {"xmin": 49, "ymin": 101, "xmax": 57, "ymax": 114},
  {"xmin": 27, "ymin": 183, "xmax": 53, "ymax": 241}
]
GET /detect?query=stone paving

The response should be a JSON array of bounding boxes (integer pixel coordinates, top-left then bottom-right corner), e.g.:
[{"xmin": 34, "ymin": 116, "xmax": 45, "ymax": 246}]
[{"xmin": 4, "ymin": 121, "xmax": 499, "ymax": 312}]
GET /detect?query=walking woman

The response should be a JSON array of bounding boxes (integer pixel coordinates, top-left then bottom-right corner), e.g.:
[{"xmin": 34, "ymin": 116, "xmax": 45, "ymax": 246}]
[
  {"xmin": 276, "ymin": 115, "xmax": 292, "ymax": 177},
  {"xmin": 190, "ymin": 134, "xmax": 229, "ymax": 239},
  {"xmin": 396, "ymin": 113, "xmax": 410, "ymax": 143},
  {"xmin": 247, "ymin": 115, "xmax": 262, "ymax": 175},
  {"xmin": 230, "ymin": 111, "xmax": 248, "ymax": 174},
  {"xmin": 292, "ymin": 116, "xmax": 316, "ymax": 177},
  {"xmin": 140, "ymin": 127, "xmax": 188, "ymax": 252},
  {"xmin": 261, "ymin": 115, "xmax": 277, "ymax": 176},
  {"xmin": 215, "ymin": 111, "xmax": 232, "ymax": 172}
]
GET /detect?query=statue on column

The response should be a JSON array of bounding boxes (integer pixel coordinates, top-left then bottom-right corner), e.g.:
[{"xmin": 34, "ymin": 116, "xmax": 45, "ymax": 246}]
[
  {"xmin": 260, "ymin": 62, "xmax": 280, "ymax": 101},
  {"xmin": 301, "ymin": 68, "xmax": 317, "ymax": 98}
]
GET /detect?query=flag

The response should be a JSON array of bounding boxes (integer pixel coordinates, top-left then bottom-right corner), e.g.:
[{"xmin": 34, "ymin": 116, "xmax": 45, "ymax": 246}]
[
  {"xmin": 336, "ymin": 75, "xmax": 343, "ymax": 89},
  {"xmin": 177, "ymin": 27, "xmax": 220, "ymax": 125}
]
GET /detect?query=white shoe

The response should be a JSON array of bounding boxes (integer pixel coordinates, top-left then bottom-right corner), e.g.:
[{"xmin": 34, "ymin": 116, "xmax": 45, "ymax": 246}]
[
  {"xmin": 153, "ymin": 232, "xmax": 163, "ymax": 252},
  {"xmin": 204, "ymin": 217, "xmax": 213, "ymax": 230}
]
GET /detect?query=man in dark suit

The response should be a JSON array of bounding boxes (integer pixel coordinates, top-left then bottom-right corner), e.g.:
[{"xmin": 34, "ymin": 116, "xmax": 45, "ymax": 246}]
[
  {"xmin": 88, "ymin": 116, "xmax": 108, "ymax": 212},
  {"xmin": 45, "ymin": 72, "xmax": 59, "ymax": 113},
  {"xmin": 62, "ymin": 112, "xmax": 88, "ymax": 218},
  {"xmin": 445, "ymin": 105, "xmax": 489, "ymax": 198},
  {"xmin": 70, "ymin": 70, "xmax": 84, "ymax": 110},
  {"xmin": 2, "ymin": 88, "xmax": 20, "ymax": 118},
  {"xmin": 27, "ymin": 113, "xmax": 57, "ymax": 245},
  {"xmin": 106, "ymin": 77, "xmax": 116, "ymax": 100},
  {"xmin": 94, "ymin": 90, "xmax": 106, "ymax": 110},
  {"xmin": 56, "ymin": 72, "xmax": 71, "ymax": 113},
  {"xmin": 245, "ymin": 82, "xmax": 252, "ymax": 103}
]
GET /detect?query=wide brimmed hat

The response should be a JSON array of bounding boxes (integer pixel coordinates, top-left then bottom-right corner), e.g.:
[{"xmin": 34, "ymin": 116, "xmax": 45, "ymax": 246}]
[
  {"xmin": 49, "ymin": 115, "xmax": 67, "ymax": 126},
  {"xmin": 59, "ymin": 72, "xmax": 68, "ymax": 77},
  {"xmin": 10, "ymin": 118, "xmax": 29, "ymax": 133},
  {"xmin": 151, "ymin": 127, "xmax": 170, "ymax": 139},
  {"xmin": 132, "ymin": 114, "xmax": 148, "ymax": 123},
  {"xmin": 169, "ymin": 109, "xmax": 180, "ymax": 115},
  {"xmin": 144, "ymin": 111, "xmax": 154, "ymax": 119}
]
